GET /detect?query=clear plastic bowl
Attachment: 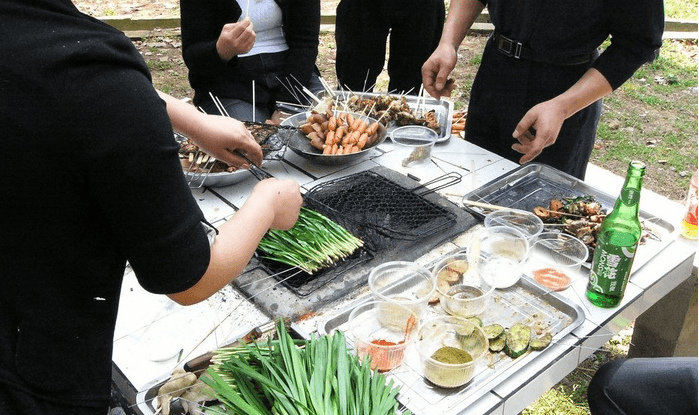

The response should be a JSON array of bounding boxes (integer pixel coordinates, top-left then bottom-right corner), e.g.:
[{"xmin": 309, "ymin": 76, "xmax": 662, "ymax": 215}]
[
  {"xmin": 468, "ymin": 226, "xmax": 530, "ymax": 289},
  {"xmin": 527, "ymin": 232, "xmax": 589, "ymax": 291},
  {"xmin": 431, "ymin": 252, "xmax": 494, "ymax": 317},
  {"xmin": 349, "ymin": 301, "xmax": 418, "ymax": 372},
  {"xmin": 390, "ymin": 125, "xmax": 438, "ymax": 167},
  {"xmin": 484, "ymin": 208, "xmax": 544, "ymax": 241},
  {"xmin": 418, "ymin": 315, "xmax": 489, "ymax": 388},
  {"xmin": 369, "ymin": 261, "xmax": 435, "ymax": 319}
]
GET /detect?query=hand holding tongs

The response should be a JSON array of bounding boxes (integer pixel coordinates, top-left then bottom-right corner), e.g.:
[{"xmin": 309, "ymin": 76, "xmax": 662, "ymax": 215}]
[
  {"xmin": 234, "ymin": 149, "xmax": 274, "ymax": 181},
  {"xmin": 206, "ymin": 93, "xmax": 275, "ymax": 181}
]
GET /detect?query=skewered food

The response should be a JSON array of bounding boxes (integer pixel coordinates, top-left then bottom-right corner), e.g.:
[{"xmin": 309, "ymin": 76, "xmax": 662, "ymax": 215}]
[
  {"xmin": 533, "ymin": 196, "xmax": 606, "ymax": 259},
  {"xmin": 316, "ymin": 93, "xmax": 441, "ymax": 132},
  {"xmin": 257, "ymin": 207, "xmax": 364, "ymax": 274},
  {"xmin": 299, "ymin": 109, "xmax": 381, "ymax": 155},
  {"xmin": 178, "ymin": 122, "xmax": 286, "ymax": 173}
]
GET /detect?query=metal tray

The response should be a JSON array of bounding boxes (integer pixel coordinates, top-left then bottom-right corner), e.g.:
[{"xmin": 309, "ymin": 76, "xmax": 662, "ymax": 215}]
[
  {"xmin": 461, "ymin": 163, "xmax": 676, "ymax": 273},
  {"xmin": 319, "ymin": 91, "xmax": 453, "ymax": 142},
  {"xmin": 177, "ymin": 125, "xmax": 291, "ymax": 188},
  {"xmin": 316, "ymin": 250, "xmax": 585, "ymax": 414}
]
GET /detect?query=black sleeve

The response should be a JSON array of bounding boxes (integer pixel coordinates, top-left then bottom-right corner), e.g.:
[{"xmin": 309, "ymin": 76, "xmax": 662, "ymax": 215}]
[
  {"xmin": 76, "ymin": 70, "xmax": 212, "ymax": 294},
  {"xmin": 181, "ymin": 0, "xmax": 242, "ymax": 81},
  {"xmin": 592, "ymin": 0, "xmax": 664, "ymax": 90},
  {"xmin": 276, "ymin": 0, "xmax": 321, "ymax": 103}
]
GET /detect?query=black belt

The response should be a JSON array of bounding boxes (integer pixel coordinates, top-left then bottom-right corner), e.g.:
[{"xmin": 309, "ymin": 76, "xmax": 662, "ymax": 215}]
[{"xmin": 493, "ymin": 32, "xmax": 595, "ymax": 66}]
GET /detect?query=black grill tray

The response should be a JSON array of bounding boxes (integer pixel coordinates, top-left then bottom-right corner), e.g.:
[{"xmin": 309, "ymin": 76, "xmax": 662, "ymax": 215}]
[{"xmin": 304, "ymin": 170, "xmax": 457, "ymax": 243}]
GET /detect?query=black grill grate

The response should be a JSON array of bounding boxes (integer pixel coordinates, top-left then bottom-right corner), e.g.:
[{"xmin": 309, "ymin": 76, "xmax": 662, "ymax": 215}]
[
  {"xmin": 303, "ymin": 170, "xmax": 457, "ymax": 243},
  {"xmin": 254, "ymin": 170, "xmax": 459, "ymax": 297}
]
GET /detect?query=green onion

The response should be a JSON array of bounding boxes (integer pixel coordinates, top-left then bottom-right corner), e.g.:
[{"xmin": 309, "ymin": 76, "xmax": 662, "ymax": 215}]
[
  {"xmin": 202, "ymin": 320, "xmax": 410, "ymax": 415},
  {"xmin": 257, "ymin": 208, "xmax": 364, "ymax": 274}
]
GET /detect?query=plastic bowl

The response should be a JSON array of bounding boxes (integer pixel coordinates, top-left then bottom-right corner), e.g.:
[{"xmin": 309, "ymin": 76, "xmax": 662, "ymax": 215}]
[
  {"xmin": 349, "ymin": 301, "xmax": 418, "ymax": 372},
  {"xmin": 432, "ymin": 252, "xmax": 494, "ymax": 317},
  {"xmin": 527, "ymin": 232, "xmax": 589, "ymax": 291},
  {"xmin": 484, "ymin": 208, "xmax": 544, "ymax": 241},
  {"xmin": 369, "ymin": 261, "xmax": 436, "ymax": 319},
  {"xmin": 418, "ymin": 315, "xmax": 489, "ymax": 388},
  {"xmin": 390, "ymin": 125, "xmax": 438, "ymax": 167},
  {"xmin": 468, "ymin": 226, "xmax": 530, "ymax": 289}
]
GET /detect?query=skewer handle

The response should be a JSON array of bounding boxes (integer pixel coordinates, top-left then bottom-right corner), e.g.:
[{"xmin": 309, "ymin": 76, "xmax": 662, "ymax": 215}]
[{"xmin": 462, "ymin": 199, "xmax": 507, "ymax": 211}]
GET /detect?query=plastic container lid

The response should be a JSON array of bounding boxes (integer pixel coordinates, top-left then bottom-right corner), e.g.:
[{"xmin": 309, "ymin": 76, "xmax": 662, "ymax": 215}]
[
  {"xmin": 484, "ymin": 208, "xmax": 544, "ymax": 241},
  {"xmin": 390, "ymin": 125, "xmax": 438, "ymax": 146}
]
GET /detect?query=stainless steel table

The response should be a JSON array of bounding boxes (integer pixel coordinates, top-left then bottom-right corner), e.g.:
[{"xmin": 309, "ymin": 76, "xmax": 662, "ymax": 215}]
[{"xmin": 112, "ymin": 130, "xmax": 696, "ymax": 415}]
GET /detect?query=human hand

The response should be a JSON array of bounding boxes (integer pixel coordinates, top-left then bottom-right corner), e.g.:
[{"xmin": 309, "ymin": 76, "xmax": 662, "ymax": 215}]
[
  {"xmin": 511, "ymin": 100, "xmax": 567, "ymax": 164},
  {"xmin": 266, "ymin": 110, "xmax": 283, "ymax": 125},
  {"xmin": 192, "ymin": 114, "xmax": 264, "ymax": 168},
  {"xmin": 216, "ymin": 17, "xmax": 256, "ymax": 62},
  {"xmin": 250, "ymin": 178, "xmax": 303, "ymax": 230},
  {"xmin": 421, "ymin": 44, "xmax": 458, "ymax": 99}
]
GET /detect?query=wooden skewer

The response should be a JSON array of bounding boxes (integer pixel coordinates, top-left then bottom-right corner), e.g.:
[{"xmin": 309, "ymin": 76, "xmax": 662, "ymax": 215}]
[{"xmin": 462, "ymin": 199, "xmax": 508, "ymax": 211}]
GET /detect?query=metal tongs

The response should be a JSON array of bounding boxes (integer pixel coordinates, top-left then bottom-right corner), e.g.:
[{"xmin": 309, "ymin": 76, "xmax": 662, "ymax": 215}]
[
  {"xmin": 234, "ymin": 149, "xmax": 274, "ymax": 181},
  {"xmin": 206, "ymin": 92, "xmax": 275, "ymax": 181}
]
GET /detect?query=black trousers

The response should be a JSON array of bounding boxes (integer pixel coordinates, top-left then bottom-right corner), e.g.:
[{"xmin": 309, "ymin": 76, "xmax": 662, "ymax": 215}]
[
  {"xmin": 587, "ymin": 357, "xmax": 698, "ymax": 415},
  {"xmin": 466, "ymin": 36, "xmax": 601, "ymax": 180},
  {"xmin": 335, "ymin": 0, "xmax": 445, "ymax": 95}
]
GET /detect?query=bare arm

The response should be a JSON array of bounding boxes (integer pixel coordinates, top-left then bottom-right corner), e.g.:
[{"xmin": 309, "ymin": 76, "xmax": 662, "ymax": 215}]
[
  {"xmin": 157, "ymin": 91, "xmax": 263, "ymax": 167},
  {"xmin": 511, "ymin": 68, "xmax": 613, "ymax": 163},
  {"xmin": 167, "ymin": 178, "xmax": 303, "ymax": 305},
  {"xmin": 422, "ymin": 0, "xmax": 486, "ymax": 98}
]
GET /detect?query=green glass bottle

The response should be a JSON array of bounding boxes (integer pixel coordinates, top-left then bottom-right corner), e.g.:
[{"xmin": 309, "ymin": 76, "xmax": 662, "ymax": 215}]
[{"xmin": 586, "ymin": 161, "xmax": 646, "ymax": 308}]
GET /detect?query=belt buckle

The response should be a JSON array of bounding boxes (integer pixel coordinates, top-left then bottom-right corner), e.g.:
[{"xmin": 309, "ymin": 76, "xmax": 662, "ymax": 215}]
[{"xmin": 498, "ymin": 35, "xmax": 523, "ymax": 59}]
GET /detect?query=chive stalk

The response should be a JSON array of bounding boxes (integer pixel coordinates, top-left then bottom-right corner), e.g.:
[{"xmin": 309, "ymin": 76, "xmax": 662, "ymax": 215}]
[
  {"xmin": 257, "ymin": 208, "xmax": 364, "ymax": 274},
  {"xmin": 203, "ymin": 320, "xmax": 410, "ymax": 415}
]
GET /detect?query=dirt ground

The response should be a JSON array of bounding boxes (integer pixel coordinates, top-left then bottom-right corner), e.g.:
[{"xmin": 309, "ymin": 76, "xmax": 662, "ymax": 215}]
[{"xmin": 72, "ymin": 1, "xmax": 698, "ymax": 201}]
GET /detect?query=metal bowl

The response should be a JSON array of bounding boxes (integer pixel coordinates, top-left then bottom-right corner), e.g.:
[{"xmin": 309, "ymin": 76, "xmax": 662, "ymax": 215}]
[{"xmin": 281, "ymin": 111, "xmax": 387, "ymax": 165}]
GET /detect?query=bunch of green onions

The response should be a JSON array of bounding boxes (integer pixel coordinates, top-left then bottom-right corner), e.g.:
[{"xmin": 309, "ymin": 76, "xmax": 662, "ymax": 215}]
[
  {"xmin": 203, "ymin": 320, "xmax": 410, "ymax": 415},
  {"xmin": 257, "ymin": 207, "xmax": 364, "ymax": 274}
]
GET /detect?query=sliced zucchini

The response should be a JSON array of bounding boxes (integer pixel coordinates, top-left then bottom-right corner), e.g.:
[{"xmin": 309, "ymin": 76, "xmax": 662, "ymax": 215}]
[
  {"xmin": 489, "ymin": 333, "xmax": 506, "ymax": 353},
  {"xmin": 530, "ymin": 332, "xmax": 553, "ymax": 351},
  {"xmin": 483, "ymin": 323, "xmax": 505, "ymax": 340},
  {"xmin": 505, "ymin": 323, "xmax": 531, "ymax": 359},
  {"xmin": 466, "ymin": 316, "xmax": 483, "ymax": 327}
]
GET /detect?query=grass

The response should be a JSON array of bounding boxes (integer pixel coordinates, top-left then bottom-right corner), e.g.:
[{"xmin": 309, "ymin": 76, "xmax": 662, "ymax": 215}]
[{"xmin": 590, "ymin": 36, "xmax": 698, "ymax": 198}]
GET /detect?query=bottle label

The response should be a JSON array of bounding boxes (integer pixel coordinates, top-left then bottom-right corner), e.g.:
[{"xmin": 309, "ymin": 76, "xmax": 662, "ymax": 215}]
[
  {"xmin": 620, "ymin": 188, "xmax": 640, "ymax": 206},
  {"xmin": 589, "ymin": 244, "xmax": 636, "ymax": 296}
]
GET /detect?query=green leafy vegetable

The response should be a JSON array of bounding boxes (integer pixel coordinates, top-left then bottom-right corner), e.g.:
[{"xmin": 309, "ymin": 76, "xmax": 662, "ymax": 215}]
[
  {"xmin": 203, "ymin": 320, "xmax": 410, "ymax": 415},
  {"xmin": 257, "ymin": 208, "xmax": 364, "ymax": 274}
]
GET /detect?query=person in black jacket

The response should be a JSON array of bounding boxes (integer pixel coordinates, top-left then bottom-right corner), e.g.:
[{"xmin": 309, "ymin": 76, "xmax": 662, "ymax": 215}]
[
  {"xmin": 0, "ymin": 1, "xmax": 303, "ymax": 413},
  {"xmin": 181, "ymin": 0, "xmax": 324, "ymax": 123},
  {"xmin": 335, "ymin": 0, "xmax": 445, "ymax": 95},
  {"xmin": 422, "ymin": 0, "xmax": 664, "ymax": 179},
  {"xmin": 587, "ymin": 357, "xmax": 698, "ymax": 415}
]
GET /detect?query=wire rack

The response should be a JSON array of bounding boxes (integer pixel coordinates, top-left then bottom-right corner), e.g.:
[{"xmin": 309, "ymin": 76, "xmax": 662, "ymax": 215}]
[
  {"xmin": 303, "ymin": 170, "xmax": 459, "ymax": 244},
  {"xmin": 176, "ymin": 122, "xmax": 294, "ymax": 188},
  {"xmin": 255, "ymin": 170, "xmax": 461, "ymax": 297}
]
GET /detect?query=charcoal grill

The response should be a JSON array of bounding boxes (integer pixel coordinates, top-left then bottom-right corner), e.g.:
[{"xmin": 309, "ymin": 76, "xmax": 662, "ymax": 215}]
[{"xmin": 233, "ymin": 166, "xmax": 479, "ymax": 320}]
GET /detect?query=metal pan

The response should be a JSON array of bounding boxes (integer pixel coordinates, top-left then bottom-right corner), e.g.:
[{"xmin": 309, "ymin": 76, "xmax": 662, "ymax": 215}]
[
  {"xmin": 281, "ymin": 111, "xmax": 388, "ymax": 165},
  {"xmin": 318, "ymin": 90, "xmax": 453, "ymax": 143}
]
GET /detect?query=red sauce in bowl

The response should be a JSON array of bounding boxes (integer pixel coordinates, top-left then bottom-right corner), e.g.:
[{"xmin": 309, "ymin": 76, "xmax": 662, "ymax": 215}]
[{"xmin": 533, "ymin": 268, "xmax": 572, "ymax": 291}]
